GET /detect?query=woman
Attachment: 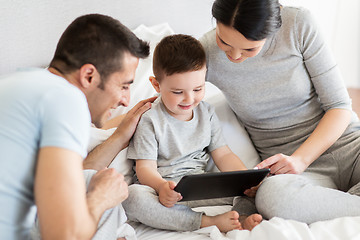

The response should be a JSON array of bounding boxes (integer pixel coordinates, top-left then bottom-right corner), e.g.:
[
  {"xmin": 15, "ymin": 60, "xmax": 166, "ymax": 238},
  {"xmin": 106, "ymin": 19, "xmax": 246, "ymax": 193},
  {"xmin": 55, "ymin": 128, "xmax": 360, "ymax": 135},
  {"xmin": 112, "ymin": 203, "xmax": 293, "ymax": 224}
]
[{"xmin": 200, "ymin": 0, "xmax": 360, "ymax": 223}]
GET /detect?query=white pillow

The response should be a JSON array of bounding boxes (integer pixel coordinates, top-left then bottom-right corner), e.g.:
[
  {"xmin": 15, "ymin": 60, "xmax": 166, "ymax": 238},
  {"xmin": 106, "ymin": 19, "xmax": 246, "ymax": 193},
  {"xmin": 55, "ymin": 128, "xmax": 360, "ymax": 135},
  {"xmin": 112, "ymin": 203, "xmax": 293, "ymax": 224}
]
[{"xmin": 87, "ymin": 127, "xmax": 134, "ymax": 184}]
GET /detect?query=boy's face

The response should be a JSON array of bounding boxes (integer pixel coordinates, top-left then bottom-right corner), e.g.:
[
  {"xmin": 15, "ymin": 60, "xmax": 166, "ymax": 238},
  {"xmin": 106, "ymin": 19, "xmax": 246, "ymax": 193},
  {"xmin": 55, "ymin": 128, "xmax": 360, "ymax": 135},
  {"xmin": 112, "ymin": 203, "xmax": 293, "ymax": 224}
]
[{"xmin": 152, "ymin": 66, "xmax": 206, "ymax": 121}]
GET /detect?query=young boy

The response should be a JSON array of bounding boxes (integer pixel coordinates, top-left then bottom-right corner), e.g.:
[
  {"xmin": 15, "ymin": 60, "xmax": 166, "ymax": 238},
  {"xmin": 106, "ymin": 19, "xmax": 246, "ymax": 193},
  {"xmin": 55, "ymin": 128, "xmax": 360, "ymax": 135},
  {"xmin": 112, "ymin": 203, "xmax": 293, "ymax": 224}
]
[{"xmin": 123, "ymin": 34, "xmax": 262, "ymax": 233}]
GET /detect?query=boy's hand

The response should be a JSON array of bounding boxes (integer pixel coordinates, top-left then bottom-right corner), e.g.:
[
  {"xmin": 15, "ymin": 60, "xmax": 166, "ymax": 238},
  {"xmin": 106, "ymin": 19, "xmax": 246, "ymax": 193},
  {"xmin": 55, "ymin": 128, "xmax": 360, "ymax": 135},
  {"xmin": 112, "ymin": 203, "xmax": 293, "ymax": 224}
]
[
  {"xmin": 244, "ymin": 184, "xmax": 259, "ymax": 198},
  {"xmin": 158, "ymin": 181, "xmax": 182, "ymax": 208}
]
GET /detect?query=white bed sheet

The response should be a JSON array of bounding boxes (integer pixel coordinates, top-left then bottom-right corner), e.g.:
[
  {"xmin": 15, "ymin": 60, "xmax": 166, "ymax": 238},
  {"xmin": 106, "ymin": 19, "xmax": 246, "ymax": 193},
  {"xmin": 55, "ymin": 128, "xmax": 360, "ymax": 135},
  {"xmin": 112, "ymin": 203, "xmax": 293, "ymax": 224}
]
[{"xmin": 130, "ymin": 205, "xmax": 360, "ymax": 240}]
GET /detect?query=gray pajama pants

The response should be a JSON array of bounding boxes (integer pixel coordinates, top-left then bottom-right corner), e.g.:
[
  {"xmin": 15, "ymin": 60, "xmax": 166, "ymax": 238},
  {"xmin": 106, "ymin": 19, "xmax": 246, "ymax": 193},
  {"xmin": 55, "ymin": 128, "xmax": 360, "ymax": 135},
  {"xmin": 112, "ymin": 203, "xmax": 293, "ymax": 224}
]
[
  {"xmin": 256, "ymin": 129, "xmax": 360, "ymax": 224},
  {"xmin": 122, "ymin": 183, "xmax": 256, "ymax": 231}
]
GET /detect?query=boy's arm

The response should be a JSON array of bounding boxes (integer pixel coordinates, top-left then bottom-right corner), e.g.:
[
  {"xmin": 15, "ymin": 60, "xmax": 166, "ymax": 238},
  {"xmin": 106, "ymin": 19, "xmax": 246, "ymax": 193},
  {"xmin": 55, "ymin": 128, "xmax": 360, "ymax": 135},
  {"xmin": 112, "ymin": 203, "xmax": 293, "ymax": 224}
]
[
  {"xmin": 136, "ymin": 159, "xmax": 182, "ymax": 207},
  {"xmin": 210, "ymin": 145, "xmax": 247, "ymax": 172},
  {"xmin": 136, "ymin": 159, "xmax": 166, "ymax": 192},
  {"xmin": 211, "ymin": 145, "xmax": 260, "ymax": 197}
]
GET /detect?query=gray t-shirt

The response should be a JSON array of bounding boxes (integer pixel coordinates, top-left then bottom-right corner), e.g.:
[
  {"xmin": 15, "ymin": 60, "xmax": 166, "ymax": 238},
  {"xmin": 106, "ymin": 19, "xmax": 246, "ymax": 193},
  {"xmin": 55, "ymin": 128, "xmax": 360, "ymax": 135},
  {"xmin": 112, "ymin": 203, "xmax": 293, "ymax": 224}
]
[
  {"xmin": 200, "ymin": 6, "xmax": 359, "ymax": 160},
  {"xmin": 127, "ymin": 98, "xmax": 226, "ymax": 181}
]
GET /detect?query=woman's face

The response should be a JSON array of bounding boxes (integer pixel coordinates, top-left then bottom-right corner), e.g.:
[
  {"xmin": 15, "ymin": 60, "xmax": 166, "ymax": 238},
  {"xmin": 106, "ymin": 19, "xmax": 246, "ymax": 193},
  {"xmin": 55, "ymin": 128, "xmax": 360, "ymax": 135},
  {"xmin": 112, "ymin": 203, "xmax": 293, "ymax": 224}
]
[{"xmin": 216, "ymin": 23, "xmax": 266, "ymax": 63}]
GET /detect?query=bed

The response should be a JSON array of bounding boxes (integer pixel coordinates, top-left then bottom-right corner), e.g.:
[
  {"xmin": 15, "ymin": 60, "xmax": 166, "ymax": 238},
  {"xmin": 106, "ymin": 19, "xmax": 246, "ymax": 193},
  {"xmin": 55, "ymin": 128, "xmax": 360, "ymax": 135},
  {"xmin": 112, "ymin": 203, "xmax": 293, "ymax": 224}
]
[{"xmin": 2, "ymin": 1, "xmax": 360, "ymax": 239}]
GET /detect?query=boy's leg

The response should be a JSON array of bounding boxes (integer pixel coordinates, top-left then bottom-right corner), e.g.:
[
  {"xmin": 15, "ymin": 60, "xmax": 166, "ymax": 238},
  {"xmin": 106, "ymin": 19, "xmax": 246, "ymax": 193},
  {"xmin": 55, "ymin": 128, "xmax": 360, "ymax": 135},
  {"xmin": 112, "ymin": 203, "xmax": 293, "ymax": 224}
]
[{"xmin": 123, "ymin": 184, "xmax": 203, "ymax": 231}]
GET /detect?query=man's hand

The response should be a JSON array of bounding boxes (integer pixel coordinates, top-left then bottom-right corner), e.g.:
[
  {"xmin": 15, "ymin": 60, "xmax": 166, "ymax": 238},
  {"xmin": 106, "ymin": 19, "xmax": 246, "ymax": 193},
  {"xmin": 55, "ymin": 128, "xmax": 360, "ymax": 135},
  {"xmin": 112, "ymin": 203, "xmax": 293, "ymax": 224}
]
[
  {"xmin": 158, "ymin": 181, "xmax": 182, "ymax": 208},
  {"xmin": 113, "ymin": 96, "xmax": 157, "ymax": 149},
  {"xmin": 84, "ymin": 96, "xmax": 157, "ymax": 170},
  {"xmin": 256, "ymin": 153, "xmax": 308, "ymax": 175},
  {"xmin": 87, "ymin": 168, "xmax": 128, "ymax": 214}
]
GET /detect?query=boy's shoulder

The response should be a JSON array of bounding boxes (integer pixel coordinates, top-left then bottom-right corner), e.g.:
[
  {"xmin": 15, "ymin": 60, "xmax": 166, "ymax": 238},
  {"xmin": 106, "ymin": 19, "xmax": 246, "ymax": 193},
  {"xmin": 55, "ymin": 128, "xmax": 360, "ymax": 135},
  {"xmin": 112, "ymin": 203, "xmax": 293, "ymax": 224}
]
[
  {"xmin": 140, "ymin": 97, "xmax": 164, "ymax": 120},
  {"xmin": 197, "ymin": 100, "xmax": 215, "ymax": 114}
]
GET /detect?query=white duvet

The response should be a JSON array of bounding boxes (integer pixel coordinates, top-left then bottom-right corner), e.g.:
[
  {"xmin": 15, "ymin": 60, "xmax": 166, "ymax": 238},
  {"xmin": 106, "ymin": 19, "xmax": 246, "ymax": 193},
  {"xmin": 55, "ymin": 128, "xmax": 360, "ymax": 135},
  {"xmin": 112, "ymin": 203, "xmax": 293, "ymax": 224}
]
[
  {"xmin": 87, "ymin": 23, "xmax": 360, "ymax": 240},
  {"xmin": 131, "ymin": 205, "xmax": 360, "ymax": 240}
]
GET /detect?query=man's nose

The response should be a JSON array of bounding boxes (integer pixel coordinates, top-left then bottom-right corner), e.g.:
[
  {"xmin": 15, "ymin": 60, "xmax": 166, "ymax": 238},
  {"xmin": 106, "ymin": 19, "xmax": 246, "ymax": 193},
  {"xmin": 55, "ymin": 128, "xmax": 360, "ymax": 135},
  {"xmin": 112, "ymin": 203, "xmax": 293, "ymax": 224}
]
[{"xmin": 118, "ymin": 91, "xmax": 130, "ymax": 107}]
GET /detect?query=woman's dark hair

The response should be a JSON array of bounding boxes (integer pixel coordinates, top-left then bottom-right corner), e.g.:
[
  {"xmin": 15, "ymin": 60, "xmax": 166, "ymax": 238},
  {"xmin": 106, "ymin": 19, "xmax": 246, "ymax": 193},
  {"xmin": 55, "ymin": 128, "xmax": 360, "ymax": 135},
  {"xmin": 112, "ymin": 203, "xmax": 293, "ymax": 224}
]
[
  {"xmin": 49, "ymin": 14, "xmax": 149, "ymax": 87},
  {"xmin": 212, "ymin": 0, "xmax": 282, "ymax": 40},
  {"xmin": 153, "ymin": 34, "xmax": 206, "ymax": 81}
]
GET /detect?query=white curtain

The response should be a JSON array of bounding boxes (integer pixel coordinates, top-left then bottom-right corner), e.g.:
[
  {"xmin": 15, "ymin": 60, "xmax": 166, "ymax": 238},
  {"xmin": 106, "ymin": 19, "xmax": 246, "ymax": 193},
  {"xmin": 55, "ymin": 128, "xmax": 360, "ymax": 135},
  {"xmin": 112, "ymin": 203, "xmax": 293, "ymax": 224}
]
[{"xmin": 280, "ymin": 0, "xmax": 360, "ymax": 88}]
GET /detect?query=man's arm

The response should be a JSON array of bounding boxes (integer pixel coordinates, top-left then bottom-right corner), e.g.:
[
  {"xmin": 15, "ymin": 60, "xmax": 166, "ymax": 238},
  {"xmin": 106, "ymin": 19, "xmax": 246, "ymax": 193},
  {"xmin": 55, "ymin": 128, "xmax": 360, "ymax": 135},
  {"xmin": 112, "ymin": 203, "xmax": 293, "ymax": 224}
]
[
  {"xmin": 83, "ymin": 97, "xmax": 156, "ymax": 170},
  {"xmin": 35, "ymin": 147, "xmax": 127, "ymax": 240}
]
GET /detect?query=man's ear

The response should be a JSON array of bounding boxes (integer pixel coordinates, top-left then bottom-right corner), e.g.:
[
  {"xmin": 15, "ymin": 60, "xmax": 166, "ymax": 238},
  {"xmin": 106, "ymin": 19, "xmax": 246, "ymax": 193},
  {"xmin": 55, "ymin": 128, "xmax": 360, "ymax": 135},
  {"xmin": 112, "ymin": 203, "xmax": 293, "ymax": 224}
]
[
  {"xmin": 79, "ymin": 64, "xmax": 97, "ymax": 89},
  {"xmin": 149, "ymin": 76, "xmax": 161, "ymax": 93}
]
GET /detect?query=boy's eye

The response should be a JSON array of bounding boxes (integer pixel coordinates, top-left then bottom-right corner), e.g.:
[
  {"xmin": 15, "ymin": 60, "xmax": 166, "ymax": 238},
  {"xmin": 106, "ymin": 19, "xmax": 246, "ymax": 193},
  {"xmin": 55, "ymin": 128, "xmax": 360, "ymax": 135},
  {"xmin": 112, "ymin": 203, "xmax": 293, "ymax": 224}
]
[
  {"xmin": 172, "ymin": 91, "xmax": 182, "ymax": 95},
  {"xmin": 194, "ymin": 88, "xmax": 202, "ymax": 92},
  {"xmin": 122, "ymin": 86, "xmax": 129, "ymax": 90}
]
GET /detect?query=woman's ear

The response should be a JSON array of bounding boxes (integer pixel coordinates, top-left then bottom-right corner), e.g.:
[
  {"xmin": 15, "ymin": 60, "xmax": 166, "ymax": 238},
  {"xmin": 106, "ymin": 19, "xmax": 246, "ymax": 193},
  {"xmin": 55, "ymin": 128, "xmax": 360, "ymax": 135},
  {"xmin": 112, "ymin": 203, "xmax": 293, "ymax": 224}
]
[
  {"xmin": 149, "ymin": 76, "xmax": 161, "ymax": 93},
  {"xmin": 79, "ymin": 64, "xmax": 97, "ymax": 89}
]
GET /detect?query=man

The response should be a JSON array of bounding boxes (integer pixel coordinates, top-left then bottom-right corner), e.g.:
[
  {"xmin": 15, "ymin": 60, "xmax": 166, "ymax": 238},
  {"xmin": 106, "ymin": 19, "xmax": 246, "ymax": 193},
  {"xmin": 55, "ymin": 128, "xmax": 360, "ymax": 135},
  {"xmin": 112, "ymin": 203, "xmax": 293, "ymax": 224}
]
[{"xmin": 0, "ymin": 14, "xmax": 154, "ymax": 239}]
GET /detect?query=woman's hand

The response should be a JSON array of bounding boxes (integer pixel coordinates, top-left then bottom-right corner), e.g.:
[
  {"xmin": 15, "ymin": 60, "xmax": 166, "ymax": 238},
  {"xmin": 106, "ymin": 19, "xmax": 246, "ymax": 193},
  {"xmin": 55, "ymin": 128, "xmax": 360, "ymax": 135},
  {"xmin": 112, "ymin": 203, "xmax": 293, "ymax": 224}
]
[
  {"xmin": 256, "ymin": 153, "xmax": 308, "ymax": 175},
  {"xmin": 158, "ymin": 181, "xmax": 182, "ymax": 208}
]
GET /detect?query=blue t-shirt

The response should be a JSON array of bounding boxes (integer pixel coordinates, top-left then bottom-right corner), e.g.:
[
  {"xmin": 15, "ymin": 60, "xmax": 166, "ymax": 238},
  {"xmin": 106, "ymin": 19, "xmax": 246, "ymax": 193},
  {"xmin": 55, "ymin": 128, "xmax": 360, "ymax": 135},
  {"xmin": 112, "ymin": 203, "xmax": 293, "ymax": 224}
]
[{"xmin": 0, "ymin": 69, "xmax": 91, "ymax": 239}]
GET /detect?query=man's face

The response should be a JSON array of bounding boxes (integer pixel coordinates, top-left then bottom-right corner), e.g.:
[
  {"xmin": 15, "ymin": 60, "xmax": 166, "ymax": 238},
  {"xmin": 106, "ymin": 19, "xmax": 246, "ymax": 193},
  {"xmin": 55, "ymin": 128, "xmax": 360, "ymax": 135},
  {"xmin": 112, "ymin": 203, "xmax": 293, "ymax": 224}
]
[{"xmin": 88, "ymin": 52, "xmax": 139, "ymax": 128}]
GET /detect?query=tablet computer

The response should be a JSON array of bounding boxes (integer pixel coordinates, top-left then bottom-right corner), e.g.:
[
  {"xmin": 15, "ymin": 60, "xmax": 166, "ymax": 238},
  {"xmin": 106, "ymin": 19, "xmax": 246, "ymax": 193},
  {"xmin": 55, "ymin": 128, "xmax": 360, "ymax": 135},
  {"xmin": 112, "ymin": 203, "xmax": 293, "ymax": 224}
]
[{"xmin": 174, "ymin": 169, "xmax": 270, "ymax": 201}]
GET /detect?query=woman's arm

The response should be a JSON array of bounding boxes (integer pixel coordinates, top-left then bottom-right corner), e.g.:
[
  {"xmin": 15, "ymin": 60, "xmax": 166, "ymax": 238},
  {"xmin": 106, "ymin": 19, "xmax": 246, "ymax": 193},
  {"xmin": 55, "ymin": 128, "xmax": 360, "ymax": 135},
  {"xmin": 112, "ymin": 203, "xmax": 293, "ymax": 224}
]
[
  {"xmin": 83, "ymin": 97, "xmax": 156, "ymax": 170},
  {"xmin": 211, "ymin": 145, "xmax": 247, "ymax": 172},
  {"xmin": 257, "ymin": 108, "xmax": 351, "ymax": 174}
]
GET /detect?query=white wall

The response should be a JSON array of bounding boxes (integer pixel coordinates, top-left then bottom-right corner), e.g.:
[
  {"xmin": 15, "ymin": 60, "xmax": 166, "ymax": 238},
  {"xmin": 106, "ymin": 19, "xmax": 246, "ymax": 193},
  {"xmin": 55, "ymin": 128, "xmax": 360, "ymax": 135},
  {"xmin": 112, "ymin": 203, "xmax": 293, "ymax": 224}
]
[{"xmin": 280, "ymin": 0, "xmax": 360, "ymax": 87}]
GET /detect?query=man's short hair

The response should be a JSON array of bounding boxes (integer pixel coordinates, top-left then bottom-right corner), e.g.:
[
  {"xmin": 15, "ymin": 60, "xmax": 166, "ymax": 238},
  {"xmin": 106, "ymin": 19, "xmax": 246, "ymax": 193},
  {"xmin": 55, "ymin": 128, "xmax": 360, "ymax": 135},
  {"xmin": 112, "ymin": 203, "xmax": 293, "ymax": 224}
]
[
  {"xmin": 49, "ymin": 14, "xmax": 149, "ymax": 85},
  {"xmin": 153, "ymin": 34, "xmax": 206, "ymax": 81}
]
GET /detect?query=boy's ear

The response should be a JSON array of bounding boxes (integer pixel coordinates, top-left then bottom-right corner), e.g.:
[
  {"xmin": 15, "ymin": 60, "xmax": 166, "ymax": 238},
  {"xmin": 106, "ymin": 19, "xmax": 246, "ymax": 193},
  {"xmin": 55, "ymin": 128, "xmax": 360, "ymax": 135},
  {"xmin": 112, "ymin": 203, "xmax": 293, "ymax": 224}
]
[{"xmin": 149, "ymin": 76, "xmax": 160, "ymax": 93}]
